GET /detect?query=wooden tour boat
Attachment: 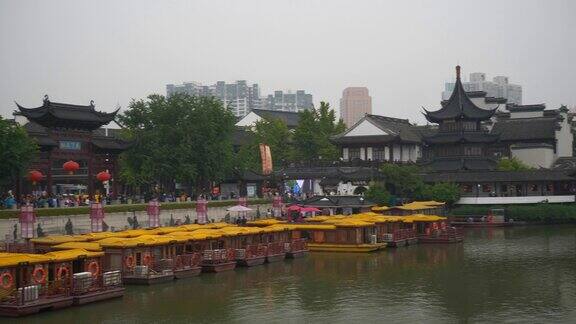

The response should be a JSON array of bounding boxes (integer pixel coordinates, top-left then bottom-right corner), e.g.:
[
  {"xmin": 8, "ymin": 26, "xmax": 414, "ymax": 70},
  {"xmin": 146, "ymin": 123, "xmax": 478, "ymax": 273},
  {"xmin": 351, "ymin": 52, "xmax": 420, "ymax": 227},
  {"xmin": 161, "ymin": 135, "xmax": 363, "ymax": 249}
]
[
  {"xmin": 286, "ymin": 220, "xmax": 386, "ymax": 253},
  {"xmin": 0, "ymin": 248, "xmax": 124, "ymax": 317},
  {"xmin": 98, "ymin": 235, "xmax": 182, "ymax": 285}
]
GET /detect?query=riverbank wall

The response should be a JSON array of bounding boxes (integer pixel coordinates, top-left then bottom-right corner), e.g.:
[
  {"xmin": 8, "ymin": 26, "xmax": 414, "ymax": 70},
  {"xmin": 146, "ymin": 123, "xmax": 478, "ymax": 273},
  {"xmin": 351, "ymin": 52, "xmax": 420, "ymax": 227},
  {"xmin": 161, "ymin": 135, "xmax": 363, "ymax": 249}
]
[
  {"xmin": 449, "ymin": 203, "xmax": 576, "ymax": 223},
  {"xmin": 0, "ymin": 200, "xmax": 272, "ymax": 241}
]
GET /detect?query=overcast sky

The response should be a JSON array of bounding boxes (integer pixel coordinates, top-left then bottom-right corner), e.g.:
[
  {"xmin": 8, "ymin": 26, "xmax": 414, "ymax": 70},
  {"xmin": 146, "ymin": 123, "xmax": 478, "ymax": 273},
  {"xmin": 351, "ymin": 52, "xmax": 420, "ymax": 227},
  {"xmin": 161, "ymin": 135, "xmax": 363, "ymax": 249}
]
[{"xmin": 1, "ymin": 0, "xmax": 575, "ymax": 124}]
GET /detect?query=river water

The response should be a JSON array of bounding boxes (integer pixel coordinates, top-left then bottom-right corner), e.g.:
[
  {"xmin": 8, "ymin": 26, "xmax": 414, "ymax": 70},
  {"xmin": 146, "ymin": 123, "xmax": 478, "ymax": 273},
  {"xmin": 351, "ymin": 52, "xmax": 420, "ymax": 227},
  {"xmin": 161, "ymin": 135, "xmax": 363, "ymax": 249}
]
[{"xmin": 6, "ymin": 225, "xmax": 576, "ymax": 323}]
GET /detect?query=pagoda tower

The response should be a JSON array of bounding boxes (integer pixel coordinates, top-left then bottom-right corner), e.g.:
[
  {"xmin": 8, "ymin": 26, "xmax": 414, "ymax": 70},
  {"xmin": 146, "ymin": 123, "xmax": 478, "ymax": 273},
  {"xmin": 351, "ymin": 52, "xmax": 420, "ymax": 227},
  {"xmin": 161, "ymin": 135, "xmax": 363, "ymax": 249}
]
[{"xmin": 422, "ymin": 66, "xmax": 500, "ymax": 171}]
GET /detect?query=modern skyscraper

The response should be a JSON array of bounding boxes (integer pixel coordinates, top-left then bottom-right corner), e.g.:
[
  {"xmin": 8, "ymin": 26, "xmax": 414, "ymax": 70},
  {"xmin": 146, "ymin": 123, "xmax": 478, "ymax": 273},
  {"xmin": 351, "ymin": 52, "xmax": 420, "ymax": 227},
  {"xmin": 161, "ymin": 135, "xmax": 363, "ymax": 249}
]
[
  {"xmin": 339, "ymin": 87, "xmax": 372, "ymax": 126},
  {"xmin": 264, "ymin": 90, "xmax": 313, "ymax": 112},
  {"xmin": 166, "ymin": 80, "xmax": 262, "ymax": 117},
  {"xmin": 442, "ymin": 72, "xmax": 522, "ymax": 105}
]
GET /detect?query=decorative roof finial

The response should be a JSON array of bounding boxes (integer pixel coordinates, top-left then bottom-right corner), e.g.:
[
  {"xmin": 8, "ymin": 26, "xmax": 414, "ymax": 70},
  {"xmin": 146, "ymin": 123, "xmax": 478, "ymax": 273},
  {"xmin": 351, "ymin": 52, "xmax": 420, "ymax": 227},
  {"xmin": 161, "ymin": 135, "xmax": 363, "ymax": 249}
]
[
  {"xmin": 90, "ymin": 100, "xmax": 95, "ymax": 107},
  {"xmin": 456, "ymin": 65, "xmax": 461, "ymax": 80},
  {"xmin": 43, "ymin": 94, "xmax": 49, "ymax": 102}
]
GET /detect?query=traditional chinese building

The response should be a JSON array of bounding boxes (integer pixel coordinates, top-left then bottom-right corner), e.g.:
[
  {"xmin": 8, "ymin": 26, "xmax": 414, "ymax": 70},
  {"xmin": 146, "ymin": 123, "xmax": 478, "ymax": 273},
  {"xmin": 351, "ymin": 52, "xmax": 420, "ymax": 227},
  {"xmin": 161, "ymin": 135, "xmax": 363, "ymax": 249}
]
[
  {"xmin": 331, "ymin": 114, "xmax": 422, "ymax": 162},
  {"xmin": 14, "ymin": 96, "xmax": 130, "ymax": 198},
  {"xmin": 421, "ymin": 66, "xmax": 500, "ymax": 171}
]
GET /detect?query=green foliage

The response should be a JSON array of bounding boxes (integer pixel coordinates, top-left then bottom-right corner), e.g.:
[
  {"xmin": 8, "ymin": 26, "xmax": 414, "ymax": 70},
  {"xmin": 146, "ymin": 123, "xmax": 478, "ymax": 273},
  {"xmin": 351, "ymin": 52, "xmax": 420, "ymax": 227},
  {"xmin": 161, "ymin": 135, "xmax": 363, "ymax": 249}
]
[
  {"xmin": 237, "ymin": 119, "xmax": 293, "ymax": 171},
  {"xmin": 118, "ymin": 94, "xmax": 236, "ymax": 192},
  {"xmin": 421, "ymin": 182, "xmax": 461, "ymax": 206},
  {"xmin": 365, "ymin": 182, "xmax": 392, "ymax": 206},
  {"xmin": 379, "ymin": 164, "xmax": 425, "ymax": 198},
  {"xmin": 450, "ymin": 204, "xmax": 576, "ymax": 223},
  {"xmin": 0, "ymin": 117, "xmax": 38, "ymax": 187},
  {"xmin": 497, "ymin": 157, "xmax": 532, "ymax": 171},
  {"xmin": 0, "ymin": 198, "xmax": 271, "ymax": 219},
  {"xmin": 293, "ymin": 102, "xmax": 344, "ymax": 161}
]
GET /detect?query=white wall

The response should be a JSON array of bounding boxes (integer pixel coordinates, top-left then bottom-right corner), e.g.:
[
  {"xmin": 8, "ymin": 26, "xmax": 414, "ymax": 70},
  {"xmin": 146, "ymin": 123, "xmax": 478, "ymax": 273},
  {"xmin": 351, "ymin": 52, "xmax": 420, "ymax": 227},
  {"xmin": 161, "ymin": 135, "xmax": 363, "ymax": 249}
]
[
  {"xmin": 393, "ymin": 144, "xmax": 401, "ymax": 161},
  {"xmin": 342, "ymin": 147, "xmax": 349, "ymax": 160},
  {"xmin": 555, "ymin": 111, "xmax": 573, "ymax": 157},
  {"xmin": 457, "ymin": 196, "xmax": 575, "ymax": 205},
  {"xmin": 345, "ymin": 120, "xmax": 386, "ymax": 136},
  {"xmin": 366, "ymin": 147, "xmax": 373, "ymax": 160},
  {"xmin": 0, "ymin": 203, "xmax": 273, "ymax": 240},
  {"xmin": 509, "ymin": 111, "xmax": 544, "ymax": 119},
  {"xmin": 511, "ymin": 146, "xmax": 555, "ymax": 168}
]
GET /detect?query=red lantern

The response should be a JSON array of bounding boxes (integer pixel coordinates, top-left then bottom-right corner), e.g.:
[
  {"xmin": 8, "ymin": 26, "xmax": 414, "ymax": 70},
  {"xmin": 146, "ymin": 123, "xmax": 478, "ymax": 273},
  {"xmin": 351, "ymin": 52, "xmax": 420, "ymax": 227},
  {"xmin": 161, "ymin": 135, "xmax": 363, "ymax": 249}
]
[
  {"xmin": 28, "ymin": 170, "xmax": 43, "ymax": 185},
  {"xmin": 63, "ymin": 160, "xmax": 80, "ymax": 174},
  {"xmin": 96, "ymin": 171, "xmax": 111, "ymax": 182}
]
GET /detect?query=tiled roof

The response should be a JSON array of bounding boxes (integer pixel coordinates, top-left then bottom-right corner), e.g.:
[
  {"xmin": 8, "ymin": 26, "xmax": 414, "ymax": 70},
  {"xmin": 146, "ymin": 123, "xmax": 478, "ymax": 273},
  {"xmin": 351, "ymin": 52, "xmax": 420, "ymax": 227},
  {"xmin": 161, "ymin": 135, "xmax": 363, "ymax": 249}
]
[
  {"xmin": 424, "ymin": 66, "xmax": 497, "ymax": 123},
  {"xmin": 16, "ymin": 97, "xmax": 118, "ymax": 130},
  {"xmin": 251, "ymin": 109, "xmax": 300, "ymax": 128},
  {"xmin": 491, "ymin": 117, "xmax": 557, "ymax": 141}
]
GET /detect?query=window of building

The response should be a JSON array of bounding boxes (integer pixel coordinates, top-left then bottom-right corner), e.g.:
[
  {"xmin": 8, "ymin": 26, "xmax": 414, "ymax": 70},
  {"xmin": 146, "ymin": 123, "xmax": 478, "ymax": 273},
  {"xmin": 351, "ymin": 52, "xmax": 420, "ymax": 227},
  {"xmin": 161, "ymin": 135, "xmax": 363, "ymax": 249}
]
[
  {"xmin": 462, "ymin": 121, "xmax": 477, "ymax": 131},
  {"xmin": 373, "ymin": 147, "xmax": 387, "ymax": 161},
  {"xmin": 529, "ymin": 184, "xmax": 539, "ymax": 192},
  {"xmin": 460, "ymin": 184, "xmax": 473, "ymax": 193},
  {"xmin": 348, "ymin": 148, "xmax": 361, "ymax": 160},
  {"xmin": 441, "ymin": 120, "xmax": 457, "ymax": 132},
  {"xmin": 464, "ymin": 146, "xmax": 482, "ymax": 156},
  {"xmin": 482, "ymin": 184, "xmax": 492, "ymax": 192}
]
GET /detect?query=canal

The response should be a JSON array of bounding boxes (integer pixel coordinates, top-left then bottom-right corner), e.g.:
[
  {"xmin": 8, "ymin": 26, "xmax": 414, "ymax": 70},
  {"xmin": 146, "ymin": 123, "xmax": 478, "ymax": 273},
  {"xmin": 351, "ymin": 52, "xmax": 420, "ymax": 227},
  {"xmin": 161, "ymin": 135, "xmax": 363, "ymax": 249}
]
[{"xmin": 5, "ymin": 225, "xmax": 576, "ymax": 323}]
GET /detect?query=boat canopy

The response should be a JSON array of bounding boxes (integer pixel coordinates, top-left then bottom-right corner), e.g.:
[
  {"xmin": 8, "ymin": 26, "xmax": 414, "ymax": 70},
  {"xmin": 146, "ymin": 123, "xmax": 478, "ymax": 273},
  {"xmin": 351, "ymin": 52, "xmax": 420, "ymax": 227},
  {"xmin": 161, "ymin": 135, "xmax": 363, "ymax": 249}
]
[
  {"xmin": 0, "ymin": 253, "xmax": 52, "ymax": 268},
  {"xmin": 52, "ymin": 242, "xmax": 103, "ymax": 252},
  {"xmin": 44, "ymin": 248, "xmax": 104, "ymax": 261},
  {"xmin": 30, "ymin": 235, "xmax": 89, "ymax": 245},
  {"xmin": 246, "ymin": 219, "xmax": 286, "ymax": 226}
]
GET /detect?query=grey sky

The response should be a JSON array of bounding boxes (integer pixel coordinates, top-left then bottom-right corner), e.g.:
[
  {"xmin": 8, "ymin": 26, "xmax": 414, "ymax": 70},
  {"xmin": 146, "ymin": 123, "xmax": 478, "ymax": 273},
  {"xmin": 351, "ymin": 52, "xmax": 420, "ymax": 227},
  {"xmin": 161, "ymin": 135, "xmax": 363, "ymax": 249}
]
[{"xmin": 1, "ymin": 0, "xmax": 575, "ymax": 124}]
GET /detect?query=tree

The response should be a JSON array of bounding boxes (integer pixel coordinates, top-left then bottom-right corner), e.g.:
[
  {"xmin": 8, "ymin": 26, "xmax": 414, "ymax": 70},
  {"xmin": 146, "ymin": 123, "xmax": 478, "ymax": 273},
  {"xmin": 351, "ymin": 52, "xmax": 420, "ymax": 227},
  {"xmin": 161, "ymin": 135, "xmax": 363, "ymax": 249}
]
[
  {"xmin": 292, "ymin": 102, "xmax": 345, "ymax": 161},
  {"xmin": 365, "ymin": 181, "xmax": 392, "ymax": 206},
  {"xmin": 421, "ymin": 182, "xmax": 461, "ymax": 206},
  {"xmin": 379, "ymin": 164, "xmax": 425, "ymax": 198},
  {"xmin": 118, "ymin": 94, "xmax": 236, "ymax": 193},
  {"xmin": 237, "ymin": 119, "xmax": 293, "ymax": 171},
  {"xmin": 0, "ymin": 117, "xmax": 38, "ymax": 189},
  {"xmin": 497, "ymin": 157, "xmax": 532, "ymax": 171}
]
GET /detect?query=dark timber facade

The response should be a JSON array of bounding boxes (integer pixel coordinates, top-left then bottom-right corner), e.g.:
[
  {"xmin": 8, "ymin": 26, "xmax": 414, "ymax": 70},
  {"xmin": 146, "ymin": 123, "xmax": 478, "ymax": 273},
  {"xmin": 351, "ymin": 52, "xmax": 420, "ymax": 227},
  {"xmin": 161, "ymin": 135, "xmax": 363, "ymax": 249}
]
[
  {"xmin": 15, "ymin": 96, "xmax": 130, "ymax": 198},
  {"xmin": 422, "ymin": 66, "xmax": 499, "ymax": 171}
]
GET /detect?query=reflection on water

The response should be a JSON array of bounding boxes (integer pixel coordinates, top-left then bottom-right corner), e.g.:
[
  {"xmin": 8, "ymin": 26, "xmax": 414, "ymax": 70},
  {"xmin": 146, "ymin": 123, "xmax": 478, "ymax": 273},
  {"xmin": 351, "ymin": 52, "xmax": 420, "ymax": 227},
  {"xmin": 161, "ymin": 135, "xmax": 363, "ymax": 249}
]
[{"xmin": 4, "ymin": 226, "xmax": 576, "ymax": 323}]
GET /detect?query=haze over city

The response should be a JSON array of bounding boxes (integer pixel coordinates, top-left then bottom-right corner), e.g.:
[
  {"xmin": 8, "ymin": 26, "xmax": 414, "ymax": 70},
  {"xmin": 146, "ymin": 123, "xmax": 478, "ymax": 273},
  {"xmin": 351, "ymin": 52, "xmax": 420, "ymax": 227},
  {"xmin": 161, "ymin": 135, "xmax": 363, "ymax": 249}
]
[{"xmin": 1, "ymin": 0, "xmax": 575, "ymax": 123}]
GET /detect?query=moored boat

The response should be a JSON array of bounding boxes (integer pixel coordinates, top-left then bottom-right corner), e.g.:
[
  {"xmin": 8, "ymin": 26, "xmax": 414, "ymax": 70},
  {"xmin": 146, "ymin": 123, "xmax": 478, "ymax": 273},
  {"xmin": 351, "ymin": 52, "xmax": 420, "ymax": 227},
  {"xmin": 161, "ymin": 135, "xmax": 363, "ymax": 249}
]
[
  {"xmin": 289, "ymin": 220, "xmax": 385, "ymax": 253},
  {"xmin": 43, "ymin": 249, "xmax": 124, "ymax": 305},
  {"xmin": 219, "ymin": 227, "xmax": 267, "ymax": 267},
  {"xmin": 0, "ymin": 253, "xmax": 73, "ymax": 317},
  {"xmin": 97, "ymin": 235, "xmax": 183, "ymax": 285}
]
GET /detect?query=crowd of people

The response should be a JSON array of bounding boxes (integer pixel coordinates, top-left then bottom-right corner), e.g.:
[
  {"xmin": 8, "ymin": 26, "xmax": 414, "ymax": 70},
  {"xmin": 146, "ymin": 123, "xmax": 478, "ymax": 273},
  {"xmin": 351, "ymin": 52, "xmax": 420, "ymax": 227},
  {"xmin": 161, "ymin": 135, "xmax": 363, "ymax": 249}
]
[{"xmin": 0, "ymin": 190, "xmax": 123, "ymax": 209}]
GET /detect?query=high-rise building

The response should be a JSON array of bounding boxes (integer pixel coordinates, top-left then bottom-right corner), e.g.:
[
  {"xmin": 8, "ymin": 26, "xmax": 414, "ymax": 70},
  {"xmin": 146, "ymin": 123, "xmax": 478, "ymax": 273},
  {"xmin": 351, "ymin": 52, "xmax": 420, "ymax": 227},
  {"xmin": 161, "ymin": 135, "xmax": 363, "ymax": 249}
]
[
  {"xmin": 166, "ymin": 80, "xmax": 261, "ymax": 117},
  {"xmin": 264, "ymin": 90, "xmax": 313, "ymax": 112},
  {"xmin": 442, "ymin": 72, "xmax": 522, "ymax": 105},
  {"xmin": 339, "ymin": 87, "xmax": 372, "ymax": 126}
]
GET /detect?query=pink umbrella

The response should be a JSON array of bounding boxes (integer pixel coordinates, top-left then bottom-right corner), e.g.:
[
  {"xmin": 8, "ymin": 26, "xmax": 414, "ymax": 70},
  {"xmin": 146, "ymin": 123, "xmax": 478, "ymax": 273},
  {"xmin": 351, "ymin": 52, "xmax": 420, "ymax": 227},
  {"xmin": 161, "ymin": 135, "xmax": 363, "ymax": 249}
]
[{"xmin": 286, "ymin": 205, "xmax": 302, "ymax": 212}]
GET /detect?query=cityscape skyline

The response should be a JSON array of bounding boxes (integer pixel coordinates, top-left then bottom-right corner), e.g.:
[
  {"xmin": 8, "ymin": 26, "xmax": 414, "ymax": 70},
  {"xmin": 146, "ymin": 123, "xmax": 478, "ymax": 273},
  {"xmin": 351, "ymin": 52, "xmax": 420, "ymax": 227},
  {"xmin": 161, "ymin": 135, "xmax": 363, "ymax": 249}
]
[
  {"xmin": 1, "ymin": 1, "xmax": 575, "ymax": 124},
  {"xmin": 167, "ymin": 80, "xmax": 314, "ymax": 116}
]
